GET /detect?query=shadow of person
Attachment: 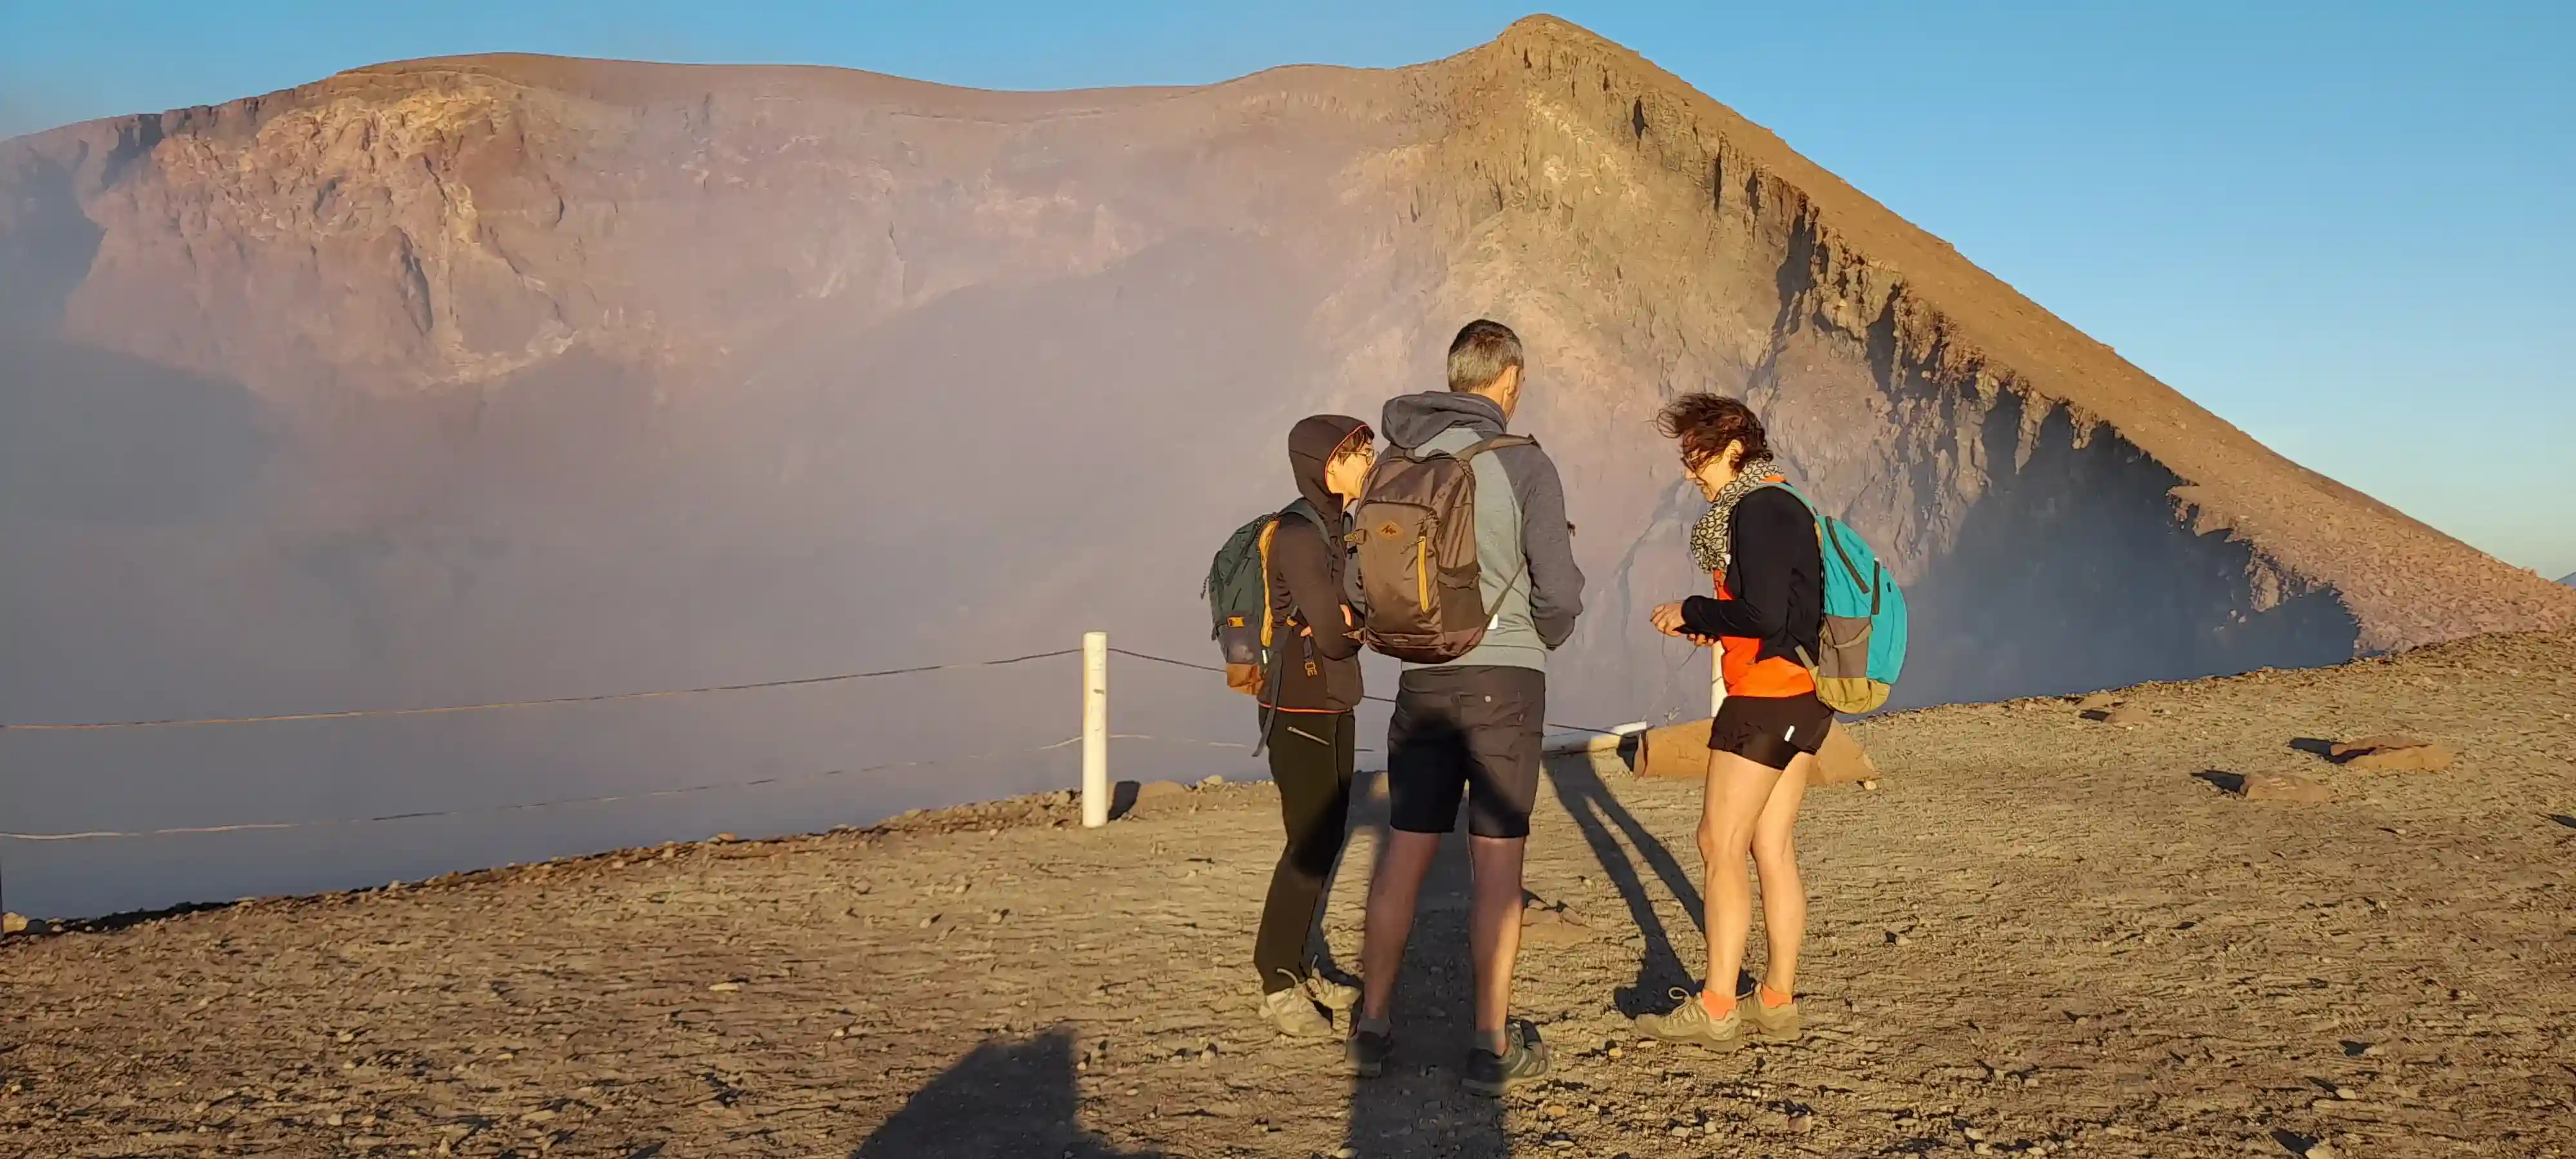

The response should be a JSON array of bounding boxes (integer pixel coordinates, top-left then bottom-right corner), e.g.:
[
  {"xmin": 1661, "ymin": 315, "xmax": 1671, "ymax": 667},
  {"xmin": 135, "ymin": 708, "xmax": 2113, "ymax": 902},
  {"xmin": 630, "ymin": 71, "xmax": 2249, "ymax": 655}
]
[
  {"xmin": 1338, "ymin": 766, "xmax": 1512, "ymax": 1158},
  {"xmin": 851, "ymin": 1028, "xmax": 1166, "ymax": 1159},
  {"xmin": 1541, "ymin": 749, "xmax": 1705, "ymax": 1016}
]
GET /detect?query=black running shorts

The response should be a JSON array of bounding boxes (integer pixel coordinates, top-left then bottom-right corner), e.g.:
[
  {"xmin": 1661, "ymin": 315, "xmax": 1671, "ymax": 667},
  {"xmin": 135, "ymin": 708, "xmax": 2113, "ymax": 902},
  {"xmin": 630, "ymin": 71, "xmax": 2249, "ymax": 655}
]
[
  {"xmin": 1386, "ymin": 666, "xmax": 1546, "ymax": 839},
  {"xmin": 1709, "ymin": 692, "xmax": 1833, "ymax": 771}
]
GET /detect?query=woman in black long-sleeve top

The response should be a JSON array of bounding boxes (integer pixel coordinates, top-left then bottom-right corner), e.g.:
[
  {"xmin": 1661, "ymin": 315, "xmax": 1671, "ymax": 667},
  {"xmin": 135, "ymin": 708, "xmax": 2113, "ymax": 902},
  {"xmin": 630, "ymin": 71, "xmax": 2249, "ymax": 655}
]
[
  {"xmin": 1636, "ymin": 394, "xmax": 1829, "ymax": 1051},
  {"xmin": 1251, "ymin": 415, "xmax": 1375, "ymax": 1038}
]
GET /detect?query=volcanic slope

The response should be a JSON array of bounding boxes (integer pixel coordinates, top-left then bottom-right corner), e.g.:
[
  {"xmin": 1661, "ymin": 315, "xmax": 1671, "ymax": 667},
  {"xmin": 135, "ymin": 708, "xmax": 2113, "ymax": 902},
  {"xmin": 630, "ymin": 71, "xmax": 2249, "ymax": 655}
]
[
  {"xmin": 3, "ymin": 16, "xmax": 2568, "ymax": 757},
  {"xmin": 4, "ymin": 629, "xmax": 2573, "ymax": 1156}
]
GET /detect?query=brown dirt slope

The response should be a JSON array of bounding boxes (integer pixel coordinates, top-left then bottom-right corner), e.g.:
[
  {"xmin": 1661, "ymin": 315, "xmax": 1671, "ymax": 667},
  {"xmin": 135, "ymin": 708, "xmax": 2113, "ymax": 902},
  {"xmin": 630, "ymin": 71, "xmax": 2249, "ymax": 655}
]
[{"xmin": 5, "ymin": 630, "xmax": 2571, "ymax": 1156}]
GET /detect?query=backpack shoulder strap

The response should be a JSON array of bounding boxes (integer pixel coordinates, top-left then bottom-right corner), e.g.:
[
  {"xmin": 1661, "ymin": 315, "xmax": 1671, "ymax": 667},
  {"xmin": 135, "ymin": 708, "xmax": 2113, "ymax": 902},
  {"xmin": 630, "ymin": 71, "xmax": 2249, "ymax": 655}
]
[
  {"xmin": 1276, "ymin": 497, "xmax": 1323, "ymax": 529},
  {"xmin": 1455, "ymin": 433, "xmax": 1537, "ymax": 460},
  {"xmin": 1256, "ymin": 516, "xmax": 1282, "ymax": 648},
  {"xmin": 1766, "ymin": 482, "xmax": 1875, "ymax": 594},
  {"xmin": 1265, "ymin": 498, "xmax": 1336, "ymax": 621}
]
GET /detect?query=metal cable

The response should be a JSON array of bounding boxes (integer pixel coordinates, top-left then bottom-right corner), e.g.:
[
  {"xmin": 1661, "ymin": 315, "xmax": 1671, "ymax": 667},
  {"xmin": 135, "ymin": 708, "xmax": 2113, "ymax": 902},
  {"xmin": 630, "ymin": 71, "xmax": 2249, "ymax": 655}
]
[
  {"xmin": 0, "ymin": 648, "xmax": 1083, "ymax": 732},
  {"xmin": 1106, "ymin": 645, "xmax": 1630, "ymax": 736},
  {"xmin": 4, "ymin": 643, "xmax": 1603, "ymax": 842}
]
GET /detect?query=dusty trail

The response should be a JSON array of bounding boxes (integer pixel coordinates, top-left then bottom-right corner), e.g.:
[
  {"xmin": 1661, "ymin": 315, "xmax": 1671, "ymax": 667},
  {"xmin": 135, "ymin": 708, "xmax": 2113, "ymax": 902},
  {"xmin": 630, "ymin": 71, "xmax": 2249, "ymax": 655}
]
[{"xmin": 4, "ymin": 630, "xmax": 2572, "ymax": 1158}]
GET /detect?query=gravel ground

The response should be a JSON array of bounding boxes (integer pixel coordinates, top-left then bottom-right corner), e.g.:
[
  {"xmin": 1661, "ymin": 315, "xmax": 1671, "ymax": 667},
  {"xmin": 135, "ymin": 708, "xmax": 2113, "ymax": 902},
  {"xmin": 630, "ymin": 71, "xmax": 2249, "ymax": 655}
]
[{"xmin": 4, "ymin": 630, "xmax": 2571, "ymax": 1158}]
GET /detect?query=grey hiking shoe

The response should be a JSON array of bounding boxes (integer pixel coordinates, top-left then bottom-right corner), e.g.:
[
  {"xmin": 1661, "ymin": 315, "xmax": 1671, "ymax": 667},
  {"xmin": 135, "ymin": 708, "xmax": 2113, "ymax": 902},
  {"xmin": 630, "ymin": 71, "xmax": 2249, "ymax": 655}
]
[
  {"xmin": 1635, "ymin": 988, "xmax": 1750, "ymax": 1051},
  {"xmin": 1461, "ymin": 1024, "xmax": 1550, "ymax": 1098},
  {"xmin": 1741, "ymin": 990, "xmax": 1801, "ymax": 1041},
  {"xmin": 1260, "ymin": 986, "xmax": 1333, "ymax": 1038},
  {"xmin": 1347, "ymin": 1017, "xmax": 1394, "ymax": 1078}
]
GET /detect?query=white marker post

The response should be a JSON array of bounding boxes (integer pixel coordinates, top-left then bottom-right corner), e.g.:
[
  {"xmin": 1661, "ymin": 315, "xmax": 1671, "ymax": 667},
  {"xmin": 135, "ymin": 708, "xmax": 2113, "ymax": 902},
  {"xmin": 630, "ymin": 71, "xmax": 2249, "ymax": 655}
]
[{"xmin": 1081, "ymin": 631, "xmax": 1110, "ymax": 828}]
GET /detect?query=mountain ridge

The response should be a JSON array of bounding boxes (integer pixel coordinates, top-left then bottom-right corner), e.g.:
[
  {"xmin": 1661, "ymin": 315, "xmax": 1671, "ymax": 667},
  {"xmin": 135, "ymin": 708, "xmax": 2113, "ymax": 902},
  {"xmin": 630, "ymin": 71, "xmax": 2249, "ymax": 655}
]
[
  {"xmin": 4, "ymin": 17, "xmax": 2570, "ymax": 914},
  {"xmin": 1424, "ymin": 17, "xmax": 2570, "ymax": 654}
]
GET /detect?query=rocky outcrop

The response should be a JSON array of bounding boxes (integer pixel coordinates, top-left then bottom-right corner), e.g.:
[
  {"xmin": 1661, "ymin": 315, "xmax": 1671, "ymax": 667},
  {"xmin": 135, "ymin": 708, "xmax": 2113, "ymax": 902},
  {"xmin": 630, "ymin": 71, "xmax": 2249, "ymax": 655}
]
[
  {"xmin": 1376, "ymin": 17, "xmax": 2571, "ymax": 706},
  {"xmin": 3, "ymin": 18, "xmax": 2567, "ymax": 742}
]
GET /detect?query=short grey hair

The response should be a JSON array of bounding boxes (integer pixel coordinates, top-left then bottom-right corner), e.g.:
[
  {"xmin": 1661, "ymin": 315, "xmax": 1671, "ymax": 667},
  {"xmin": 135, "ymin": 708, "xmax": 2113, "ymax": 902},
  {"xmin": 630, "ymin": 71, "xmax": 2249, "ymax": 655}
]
[{"xmin": 1446, "ymin": 319, "xmax": 1523, "ymax": 394}]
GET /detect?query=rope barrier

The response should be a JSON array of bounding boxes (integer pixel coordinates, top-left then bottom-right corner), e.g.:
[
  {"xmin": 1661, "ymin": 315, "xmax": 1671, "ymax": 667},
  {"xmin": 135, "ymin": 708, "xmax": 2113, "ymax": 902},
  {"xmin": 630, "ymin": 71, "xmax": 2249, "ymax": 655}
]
[
  {"xmin": 1107, "ymin": 646, "xmax": 1630, "ymax": 737},
  {"xmin": 0, "ymin": 732, "xmax": 1281, "ymax": 842},
  {"xmin": 0, "ymin": 742, "xmax": 1070, "ymax": 842},
  {"xmin": 0, "ymin": 648, "xmax": 1084, "ymax": 732},
  {"xmin": 3, "ymin": 641, "xmax": 1598, "ymax": 843}
]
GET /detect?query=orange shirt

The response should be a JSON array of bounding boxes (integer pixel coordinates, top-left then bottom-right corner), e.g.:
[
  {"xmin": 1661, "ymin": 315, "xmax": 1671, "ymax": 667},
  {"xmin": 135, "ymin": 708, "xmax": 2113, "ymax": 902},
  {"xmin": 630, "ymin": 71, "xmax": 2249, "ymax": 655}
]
[{"xmin": 1712, "ymin": 570, "xmax": 1816, "ymax": 699}]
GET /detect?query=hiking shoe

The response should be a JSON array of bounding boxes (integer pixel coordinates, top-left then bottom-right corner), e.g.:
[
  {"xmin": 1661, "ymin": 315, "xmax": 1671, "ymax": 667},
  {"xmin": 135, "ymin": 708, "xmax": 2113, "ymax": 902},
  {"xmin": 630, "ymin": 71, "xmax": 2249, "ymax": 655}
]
[
  {"xmin": 1302, "ymin": 971, "xmax": 1361, "ymax": 1013},
  {"xmin": 1347, "ymin": 1019, "xmax": 1394, "ymax": 1078},
  {"xmin": 1261, "ymin": 986, "xmax": 1333, "ymax": 1038},
  {"xmin": 1461, "ymin": 1024, "xmax": 1551, "ymax": 1098},
  {"xmin": 1635, "ymin": 988, "xmax": 1749, "ymax": 1051},
  {"xmin": 1741, "ymin": 990, "xmax": 1801, "ymax": 1041}
]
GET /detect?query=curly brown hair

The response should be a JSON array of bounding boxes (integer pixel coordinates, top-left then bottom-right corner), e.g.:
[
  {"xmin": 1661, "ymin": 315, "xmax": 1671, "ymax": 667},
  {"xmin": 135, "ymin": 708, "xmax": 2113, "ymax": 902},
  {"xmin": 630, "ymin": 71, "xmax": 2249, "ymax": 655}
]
[{"xmin": 1655, "ymin": 393, "xmax": 1770, "ymax": 471}]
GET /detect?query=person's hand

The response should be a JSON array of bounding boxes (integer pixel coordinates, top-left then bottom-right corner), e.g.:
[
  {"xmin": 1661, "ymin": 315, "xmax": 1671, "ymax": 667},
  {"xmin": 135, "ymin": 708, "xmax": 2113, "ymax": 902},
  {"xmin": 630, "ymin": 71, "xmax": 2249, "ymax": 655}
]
[{"xmin": 1650, "ymin": 601, "xmax": 1689, "ymax": 636}]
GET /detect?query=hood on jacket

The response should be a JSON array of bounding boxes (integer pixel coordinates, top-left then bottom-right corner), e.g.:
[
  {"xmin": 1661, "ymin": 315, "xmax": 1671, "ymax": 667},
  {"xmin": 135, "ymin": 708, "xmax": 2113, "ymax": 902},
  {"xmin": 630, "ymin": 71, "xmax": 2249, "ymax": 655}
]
[
  {"xmin": 1287, "ymin": 413, "xmax": 1370, "ymax": 523},
  {"xmin": 1380, "ymin": 390, "xmax": 1506, "ymax": 451}
]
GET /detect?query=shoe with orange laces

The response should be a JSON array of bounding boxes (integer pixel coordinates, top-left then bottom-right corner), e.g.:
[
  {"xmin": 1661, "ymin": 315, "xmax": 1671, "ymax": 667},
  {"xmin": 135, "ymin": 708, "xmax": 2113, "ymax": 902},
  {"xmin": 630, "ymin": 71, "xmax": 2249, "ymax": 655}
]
[
  {"xmin": 1635, "ymin": 988, "xmax": 1749, "ymax": 1051},
  {"xmin": 1741, "ymin": 983, "xmax": 1801, "ymax": 1041}
]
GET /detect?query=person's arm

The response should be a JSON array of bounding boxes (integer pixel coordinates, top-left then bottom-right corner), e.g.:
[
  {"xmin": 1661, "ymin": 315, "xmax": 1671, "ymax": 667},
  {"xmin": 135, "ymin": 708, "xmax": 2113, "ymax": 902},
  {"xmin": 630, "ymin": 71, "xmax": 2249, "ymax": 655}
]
[
  {"xmin": 1511, "ymin": 447, "xmax": 1586, "ymax": 648},
  {"xmin": 1679, "ymin": 490, "xmax": 1804, "ymax": 639},
  {"xmin": 1273, "ymin": 513, "xmax": 1360, "ymax": 661}
]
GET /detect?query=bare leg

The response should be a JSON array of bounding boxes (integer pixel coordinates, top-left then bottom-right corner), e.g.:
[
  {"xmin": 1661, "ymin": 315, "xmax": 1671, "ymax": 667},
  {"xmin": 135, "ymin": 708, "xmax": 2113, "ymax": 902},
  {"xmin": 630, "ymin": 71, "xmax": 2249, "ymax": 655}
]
[
  {"xmin": 1748, "ymin": 753, "xmax": 1813, "ymax": 995},
  {"xmin": 1699, "ymin": 749, "xmax": 1786, "ymax": 1004},
  {"xmin": 1466, "ymin": 834, "xmax": 1527, "ymax": 1039},
  {"xmin": 1359, "ymin": 830, "xmax": 1441, "ymax": 1022}
]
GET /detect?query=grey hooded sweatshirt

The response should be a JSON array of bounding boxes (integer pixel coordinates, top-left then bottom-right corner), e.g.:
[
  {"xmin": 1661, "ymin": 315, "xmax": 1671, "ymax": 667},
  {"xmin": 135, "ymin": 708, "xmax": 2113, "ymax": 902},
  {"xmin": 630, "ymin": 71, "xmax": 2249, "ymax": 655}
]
[{"xmin": 1376, "ymin": 391, "xmax": 1585, "ymax": 674}]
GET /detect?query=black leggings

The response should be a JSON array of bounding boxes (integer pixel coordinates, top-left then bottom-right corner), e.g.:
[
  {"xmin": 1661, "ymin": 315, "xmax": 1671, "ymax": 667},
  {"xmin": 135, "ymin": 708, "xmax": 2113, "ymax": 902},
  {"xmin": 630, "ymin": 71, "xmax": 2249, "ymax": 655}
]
[{"xmin": 1255, "ymin": 709, "xmax": 1356, "ymax": 994}]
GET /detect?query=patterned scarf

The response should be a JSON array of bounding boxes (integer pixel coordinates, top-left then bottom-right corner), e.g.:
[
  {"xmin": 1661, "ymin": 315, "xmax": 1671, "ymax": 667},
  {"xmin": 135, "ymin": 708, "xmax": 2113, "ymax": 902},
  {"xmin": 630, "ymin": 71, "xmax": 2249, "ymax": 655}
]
[{"xmin": 1687, "ymin": 457, "xmax": 1782, "ymax": 577}]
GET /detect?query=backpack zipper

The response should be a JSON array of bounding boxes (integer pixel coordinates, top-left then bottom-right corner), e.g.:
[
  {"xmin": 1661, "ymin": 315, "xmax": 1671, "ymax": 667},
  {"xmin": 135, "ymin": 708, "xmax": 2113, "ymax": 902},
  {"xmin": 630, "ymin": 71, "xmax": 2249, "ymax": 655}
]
[{"xmin": 1415, "ymin": 536, "xmax": 1432, "ymax": 612}]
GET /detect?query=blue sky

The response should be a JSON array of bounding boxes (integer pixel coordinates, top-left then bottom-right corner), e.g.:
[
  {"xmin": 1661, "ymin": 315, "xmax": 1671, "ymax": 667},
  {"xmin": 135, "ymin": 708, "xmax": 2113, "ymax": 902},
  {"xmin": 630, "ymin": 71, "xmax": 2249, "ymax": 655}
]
[{"xmin": 6, "ymin": 1, "xmax": 2571, "ymax": 578}]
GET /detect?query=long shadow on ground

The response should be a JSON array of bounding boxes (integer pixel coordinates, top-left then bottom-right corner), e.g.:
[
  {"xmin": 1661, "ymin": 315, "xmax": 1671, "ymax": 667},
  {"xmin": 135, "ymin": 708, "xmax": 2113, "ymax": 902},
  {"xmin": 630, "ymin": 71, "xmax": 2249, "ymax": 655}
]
[
  {"xmin": 1542, "ymin": 751, "xmax": 1703, "ymax": 1015},
  {"xmin": 1335, "ymin": 769, "xmax": 1511, "ymax": 1158},
  {"xmin": 851, "ymin": 1029, "xmax": 1166, "ymax": 1158}
]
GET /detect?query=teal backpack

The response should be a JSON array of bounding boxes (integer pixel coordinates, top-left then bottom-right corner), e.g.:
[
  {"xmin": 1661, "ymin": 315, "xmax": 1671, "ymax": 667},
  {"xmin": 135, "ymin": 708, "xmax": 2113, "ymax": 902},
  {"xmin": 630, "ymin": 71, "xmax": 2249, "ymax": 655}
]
[{"xmin": 1767, "ymin": 484, "xmax": 1908, "ymax": 713}]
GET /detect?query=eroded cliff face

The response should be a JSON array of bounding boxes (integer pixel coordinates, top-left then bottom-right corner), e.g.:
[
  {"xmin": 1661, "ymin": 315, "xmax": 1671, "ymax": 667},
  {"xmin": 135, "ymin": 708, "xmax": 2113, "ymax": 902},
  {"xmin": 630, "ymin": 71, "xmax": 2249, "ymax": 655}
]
[
  {"xmin": 13, "ymin": 61, "xmax": 1409, "ymax": 400},
  {"xmin": 1356, "ymin": 18, "xmax": 2570, "ymax": 715},
  {"xmin": 4, "ymin": 21, "xmax": 2569, "ymax": 912}
]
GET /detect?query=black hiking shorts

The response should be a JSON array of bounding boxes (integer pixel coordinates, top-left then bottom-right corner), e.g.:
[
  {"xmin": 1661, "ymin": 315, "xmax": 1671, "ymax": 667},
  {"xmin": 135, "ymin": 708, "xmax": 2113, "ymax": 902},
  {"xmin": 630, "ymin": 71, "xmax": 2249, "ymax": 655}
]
[
  {"xmin": 1387, "ymin": 666, "xmax": 1546, "ymax": 839},
  {"xmin": 1709, "ymin": 691, "xmax": 1834, "ymax": 771}
]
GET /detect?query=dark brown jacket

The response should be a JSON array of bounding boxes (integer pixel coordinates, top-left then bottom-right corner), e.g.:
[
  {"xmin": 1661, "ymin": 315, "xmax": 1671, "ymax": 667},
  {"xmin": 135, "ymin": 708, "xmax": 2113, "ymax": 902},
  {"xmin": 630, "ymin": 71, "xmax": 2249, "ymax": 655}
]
[{"xmin": 1262, "ymin": 415, "xmax": 1368, "ymax": 714}]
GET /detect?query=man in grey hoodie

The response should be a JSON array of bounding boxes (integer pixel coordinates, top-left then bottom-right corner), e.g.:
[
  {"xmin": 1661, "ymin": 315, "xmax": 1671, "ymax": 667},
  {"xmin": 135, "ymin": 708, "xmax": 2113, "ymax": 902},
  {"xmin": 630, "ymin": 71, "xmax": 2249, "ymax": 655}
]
[{"xmin": 1348, "ymin": 319, "xmax": 1584, "ymax": 1097}]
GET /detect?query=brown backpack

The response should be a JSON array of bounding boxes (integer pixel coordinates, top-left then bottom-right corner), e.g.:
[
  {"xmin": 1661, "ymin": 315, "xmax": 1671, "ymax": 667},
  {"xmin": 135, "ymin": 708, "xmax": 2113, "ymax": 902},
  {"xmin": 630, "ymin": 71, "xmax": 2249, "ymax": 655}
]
[{"xmin": 1349, "ymin": 435, "xmax": 1533, "ymax": 663}]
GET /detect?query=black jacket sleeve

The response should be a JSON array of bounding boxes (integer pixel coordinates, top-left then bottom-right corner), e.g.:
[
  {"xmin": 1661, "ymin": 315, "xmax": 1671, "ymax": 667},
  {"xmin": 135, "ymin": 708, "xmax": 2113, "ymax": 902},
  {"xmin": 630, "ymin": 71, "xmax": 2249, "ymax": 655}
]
[
  {"xmin": 1680, "ymin": 488, "xmax": 1806, "ymax": 640},
  {"xmin": 1273, "ymin": 512, "xmax": 1360, "ymax": 661}
]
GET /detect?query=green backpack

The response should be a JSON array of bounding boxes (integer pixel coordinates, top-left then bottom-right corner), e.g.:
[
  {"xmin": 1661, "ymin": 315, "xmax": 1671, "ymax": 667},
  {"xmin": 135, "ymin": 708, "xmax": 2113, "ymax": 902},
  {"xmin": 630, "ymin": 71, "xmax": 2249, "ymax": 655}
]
[{"xmin": 1203, "ymin": 498, "xmax": 1320, "ymax": 698}]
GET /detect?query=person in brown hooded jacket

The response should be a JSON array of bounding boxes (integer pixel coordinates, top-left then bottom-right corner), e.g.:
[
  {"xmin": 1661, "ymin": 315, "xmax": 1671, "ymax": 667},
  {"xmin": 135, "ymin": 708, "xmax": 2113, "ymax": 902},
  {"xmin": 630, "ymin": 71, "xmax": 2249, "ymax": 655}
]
[{"xmin": 1253, "ymin": 414, "xmax": 1375, "ymax": 1037}]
